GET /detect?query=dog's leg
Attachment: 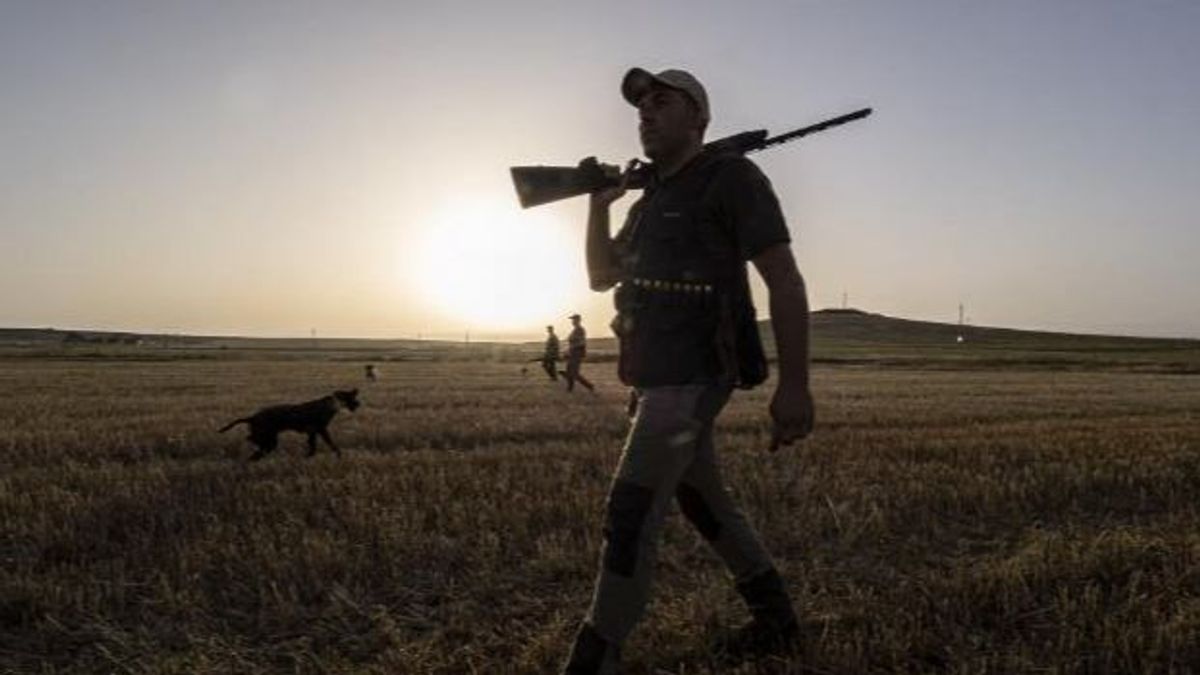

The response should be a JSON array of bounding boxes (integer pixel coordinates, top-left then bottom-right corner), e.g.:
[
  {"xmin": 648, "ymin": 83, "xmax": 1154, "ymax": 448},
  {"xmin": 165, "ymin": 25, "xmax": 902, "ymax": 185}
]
[
  {"xmin": 306, "ymin": 433, "xmax": 319, "ymax": 457},
  {"xmin": 319, "ymin": 429, "xmax": 341, "ymax": 458},
  {"xmin": 248, "ymin": 434, "xmax": 278, "ymax": 462}
]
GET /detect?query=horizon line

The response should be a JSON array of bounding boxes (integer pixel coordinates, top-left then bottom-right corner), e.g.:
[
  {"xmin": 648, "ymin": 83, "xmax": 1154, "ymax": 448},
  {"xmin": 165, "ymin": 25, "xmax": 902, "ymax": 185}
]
[{"xmin": 4, "ymin": 308, "xmax": 1199, "ymax": 344}]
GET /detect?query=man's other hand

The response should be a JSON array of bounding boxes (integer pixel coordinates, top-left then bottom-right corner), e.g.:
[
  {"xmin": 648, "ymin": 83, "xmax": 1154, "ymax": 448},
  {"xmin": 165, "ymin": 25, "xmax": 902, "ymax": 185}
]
[{"xmin": 768, "ymin": 381, "xmax": 814, "ymax": 452}]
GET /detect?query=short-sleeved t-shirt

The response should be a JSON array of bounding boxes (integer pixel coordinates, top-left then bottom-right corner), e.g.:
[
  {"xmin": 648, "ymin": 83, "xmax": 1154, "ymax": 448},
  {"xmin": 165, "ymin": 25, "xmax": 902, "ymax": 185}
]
[
  {"xmin": 616, "ymin": 153, "xmax": 790, "ymax": 279},
  {"xmin": 612, "ymin": 150, "xmax": 791, "ymax": 387}
]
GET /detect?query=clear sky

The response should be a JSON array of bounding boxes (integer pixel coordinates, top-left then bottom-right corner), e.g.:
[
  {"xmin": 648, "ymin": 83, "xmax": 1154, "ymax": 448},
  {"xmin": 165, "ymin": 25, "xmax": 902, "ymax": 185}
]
[{"xmin": 2, "ymin": 0, "xmax": 1198, "ymax": 339}]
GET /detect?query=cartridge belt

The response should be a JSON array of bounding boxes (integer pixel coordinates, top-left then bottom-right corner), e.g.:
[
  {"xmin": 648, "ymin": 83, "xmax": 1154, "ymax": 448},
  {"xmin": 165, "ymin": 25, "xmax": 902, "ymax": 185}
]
[{"xmin": 627, "ymin": 277, "xmax": 714, "ymax": 294}]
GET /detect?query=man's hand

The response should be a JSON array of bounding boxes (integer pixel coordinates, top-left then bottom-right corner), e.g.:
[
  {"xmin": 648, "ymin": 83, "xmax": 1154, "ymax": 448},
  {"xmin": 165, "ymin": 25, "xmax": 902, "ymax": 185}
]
[
  {"xmin": 768, "ymin": 380, "xmax": 814, "ymax": 452},
  {"xmin": 589, "ymin": 159, "xmax": 640, "ymax": 209}
]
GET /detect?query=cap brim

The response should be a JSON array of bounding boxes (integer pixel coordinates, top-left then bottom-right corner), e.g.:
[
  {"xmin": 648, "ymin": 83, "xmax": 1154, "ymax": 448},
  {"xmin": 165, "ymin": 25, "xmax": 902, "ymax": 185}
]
[{"xmin": 621, "ymin": 67, "xmax": 658, "ymax": 106}]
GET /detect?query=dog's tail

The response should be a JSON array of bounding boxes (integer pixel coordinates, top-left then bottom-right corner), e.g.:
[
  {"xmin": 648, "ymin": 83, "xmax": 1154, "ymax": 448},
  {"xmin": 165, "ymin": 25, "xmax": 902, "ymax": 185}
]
[{"xmin": 218, "ymin": 417, "xmax": 251, "ymax": 433}]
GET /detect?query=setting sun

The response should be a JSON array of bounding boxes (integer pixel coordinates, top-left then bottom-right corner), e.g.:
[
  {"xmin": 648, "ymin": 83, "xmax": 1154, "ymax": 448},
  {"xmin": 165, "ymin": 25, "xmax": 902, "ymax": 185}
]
[{"xmin": 409, "ymin": 198, "xmax": 583, "ymax": 332}]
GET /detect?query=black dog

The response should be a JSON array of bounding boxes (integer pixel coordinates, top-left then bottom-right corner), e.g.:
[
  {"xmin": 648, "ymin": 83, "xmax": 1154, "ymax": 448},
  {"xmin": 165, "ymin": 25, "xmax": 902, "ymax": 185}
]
[{"xmin": 219, "ymin": 389, "xmax": 360, "ymax": 461}]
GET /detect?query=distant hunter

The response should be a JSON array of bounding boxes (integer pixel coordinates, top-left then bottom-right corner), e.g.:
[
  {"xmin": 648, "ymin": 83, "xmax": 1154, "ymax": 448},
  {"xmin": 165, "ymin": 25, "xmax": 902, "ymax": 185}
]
[
  {"xmin": 563, "ymin": 313, "xmax": 595, "ymax": 393},
  {"xmin": 562, "ymin": 68, "xmax": 815, "ymax": 673},
  {"xmin": 542, "ymin": 324, "xmax": 561, "ymax": 380}
]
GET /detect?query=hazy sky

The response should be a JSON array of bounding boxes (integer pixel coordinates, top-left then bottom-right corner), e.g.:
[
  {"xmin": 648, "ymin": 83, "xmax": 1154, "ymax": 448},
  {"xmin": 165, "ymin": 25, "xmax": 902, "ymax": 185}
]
[{"xmin": 2, "ymin": 1, "xmax": 1198, "ymax": 339}]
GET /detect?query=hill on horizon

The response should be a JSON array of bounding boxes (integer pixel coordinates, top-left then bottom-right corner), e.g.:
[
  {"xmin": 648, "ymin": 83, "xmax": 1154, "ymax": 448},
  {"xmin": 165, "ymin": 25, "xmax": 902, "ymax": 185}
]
[{"xmin": 796, "ymin": 308, "xmax": 1200, "ymax": 372}]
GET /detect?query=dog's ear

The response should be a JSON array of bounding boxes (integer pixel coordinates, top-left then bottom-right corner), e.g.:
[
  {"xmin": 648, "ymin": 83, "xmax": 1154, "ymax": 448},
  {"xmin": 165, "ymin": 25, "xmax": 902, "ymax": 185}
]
[{"xmin": 350, "ymin": 388, "xmax": 359, "ymax": 397}]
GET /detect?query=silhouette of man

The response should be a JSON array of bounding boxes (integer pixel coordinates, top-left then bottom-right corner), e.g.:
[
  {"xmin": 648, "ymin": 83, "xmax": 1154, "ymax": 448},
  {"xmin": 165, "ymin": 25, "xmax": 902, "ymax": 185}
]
[
  {"xmin": 542, "ymin": 325, "xmax": 560, "ymax": 380},
  {"xmin": 562, "ymin": 68, "xmax": 815, "ymax": 674},
  {"xmin": 562, "ymin": 313, "xmax": 596, "ymax": 393}
]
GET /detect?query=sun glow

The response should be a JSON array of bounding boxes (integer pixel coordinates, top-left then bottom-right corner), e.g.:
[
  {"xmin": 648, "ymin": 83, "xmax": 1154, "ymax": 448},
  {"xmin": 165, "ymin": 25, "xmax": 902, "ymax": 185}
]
[{"xmin": 409, "ymin": 198, "xmax": 582, "ymax": 332}]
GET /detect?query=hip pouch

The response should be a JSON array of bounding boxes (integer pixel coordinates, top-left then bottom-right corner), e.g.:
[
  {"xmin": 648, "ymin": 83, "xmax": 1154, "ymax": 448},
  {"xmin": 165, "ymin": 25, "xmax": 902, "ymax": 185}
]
[
  {"xmin": 612, "ymin": 282, "xmax": 640, "ymax": 386},
  {"xmin": 716, "ymin": 290, "xmax": 768, "ymax": 389}
]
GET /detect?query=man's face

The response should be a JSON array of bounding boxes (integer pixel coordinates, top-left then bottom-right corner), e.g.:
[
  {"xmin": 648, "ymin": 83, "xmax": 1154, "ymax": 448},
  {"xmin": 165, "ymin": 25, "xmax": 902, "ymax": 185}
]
[{"xmin": 637, "ymin": 85, "xmax": 704, "ymax": 161}]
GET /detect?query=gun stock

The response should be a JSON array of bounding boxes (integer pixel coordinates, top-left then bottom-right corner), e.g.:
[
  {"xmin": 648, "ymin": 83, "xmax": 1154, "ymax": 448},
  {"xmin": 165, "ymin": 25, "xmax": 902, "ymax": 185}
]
[
  {"xmin": 510, "ymin": 157, "xmax": 653, "ymax": 209},
  {"xmin": 510, "ymin": 164, "xmax": 609, "ymax": 209}
]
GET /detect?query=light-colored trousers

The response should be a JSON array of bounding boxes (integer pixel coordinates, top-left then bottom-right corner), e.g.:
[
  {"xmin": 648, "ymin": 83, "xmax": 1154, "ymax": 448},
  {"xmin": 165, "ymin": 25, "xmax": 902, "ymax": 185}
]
[{"xmin": 583, "ymin": 383, "xmax": 777, "ymax": 647}]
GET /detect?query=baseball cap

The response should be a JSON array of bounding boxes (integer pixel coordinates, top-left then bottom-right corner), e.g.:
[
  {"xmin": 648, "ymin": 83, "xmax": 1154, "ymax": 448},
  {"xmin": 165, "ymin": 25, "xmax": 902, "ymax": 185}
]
[
  {"xmin": 621, "ymin": 67, "xmax": 710, "ymax": 123},
  {"xmin": 569, "ymin": 313, "xmax": 581, "ymax": 320}
]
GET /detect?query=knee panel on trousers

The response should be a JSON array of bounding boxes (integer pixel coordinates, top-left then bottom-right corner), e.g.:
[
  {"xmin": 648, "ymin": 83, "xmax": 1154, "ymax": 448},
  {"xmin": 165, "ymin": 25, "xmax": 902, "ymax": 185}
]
[
  {"xmin": 603, "ymin": 480, "xmax": 655, "ymax": 577},
  {"xmin": 676, "ymin": 483, "xmax": 722, "ymax": 541}
]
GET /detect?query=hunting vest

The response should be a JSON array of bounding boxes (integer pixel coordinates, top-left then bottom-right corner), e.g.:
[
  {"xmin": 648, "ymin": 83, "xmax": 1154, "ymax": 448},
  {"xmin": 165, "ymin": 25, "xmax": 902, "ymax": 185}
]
[{"xmin": 611, "ymin": 150, "xmax": 772, "ymax": 389}]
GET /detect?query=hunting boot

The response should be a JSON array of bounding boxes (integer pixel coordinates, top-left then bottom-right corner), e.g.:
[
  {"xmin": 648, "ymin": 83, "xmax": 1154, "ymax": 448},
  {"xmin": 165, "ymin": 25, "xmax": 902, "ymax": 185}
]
[
  {"xmin": 562, "ymin": 623, "xmax": 620, "ymax": 675},
  {"xmin": 721, "ymin": 567, "xmax": 800, "ymax": 658}
]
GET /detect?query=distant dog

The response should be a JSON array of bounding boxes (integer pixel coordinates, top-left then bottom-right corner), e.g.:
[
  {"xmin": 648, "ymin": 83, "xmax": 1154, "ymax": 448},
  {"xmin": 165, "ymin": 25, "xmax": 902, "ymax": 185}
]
[
  {"xmin": 219, "ymin": 389, "xmax": 360, "ymax": 461},
  {"xmin": 365, "ymin": 364, "xmax": 378, "ymax": 381}
]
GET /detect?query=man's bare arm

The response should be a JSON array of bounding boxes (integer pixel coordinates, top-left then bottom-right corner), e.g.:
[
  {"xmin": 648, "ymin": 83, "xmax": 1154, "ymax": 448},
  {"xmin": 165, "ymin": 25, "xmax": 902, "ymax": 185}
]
[
  {"xmin": 586, "ymin": 199, "xmax": 620, "ymax": 292},
  {"xmin": 586, "ymin": 168, "xmax": 632, "ymax": 292},
  {"xmin": 753, "ymin": 243, "xmax": 810, "ymax": 385},
  {"xmin": 751, "ymin": 242, "xmax": 815, "ymax": 448}
]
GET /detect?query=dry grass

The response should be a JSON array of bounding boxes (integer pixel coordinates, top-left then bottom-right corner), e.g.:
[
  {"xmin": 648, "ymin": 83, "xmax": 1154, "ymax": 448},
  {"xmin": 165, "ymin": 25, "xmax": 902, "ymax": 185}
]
[{"xmin": 2, "ymin": 356, "xmax": 1199, "ymax": 673}]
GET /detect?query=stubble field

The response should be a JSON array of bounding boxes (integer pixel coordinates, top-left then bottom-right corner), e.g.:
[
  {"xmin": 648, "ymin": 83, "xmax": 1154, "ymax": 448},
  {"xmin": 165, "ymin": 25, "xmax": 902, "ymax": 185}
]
[{"xmin": 2, "ymin": 351, "xmax": 1199, "ymax": 674}]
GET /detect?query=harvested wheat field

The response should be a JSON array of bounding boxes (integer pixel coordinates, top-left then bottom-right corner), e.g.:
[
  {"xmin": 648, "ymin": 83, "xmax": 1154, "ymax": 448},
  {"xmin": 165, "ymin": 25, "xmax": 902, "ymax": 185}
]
[{"xmin": 2, "ymin": 327, "xmax": 1200, "ymax": 673}]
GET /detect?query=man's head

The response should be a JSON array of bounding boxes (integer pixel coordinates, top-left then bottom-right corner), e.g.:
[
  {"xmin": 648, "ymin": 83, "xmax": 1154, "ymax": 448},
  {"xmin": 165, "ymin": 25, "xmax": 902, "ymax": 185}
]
[
  {"xmin": 546, "ymin": 325, "xmax": 555, "ymax": 334},
  {"xmin": 569, "ymin": 313, "xmax": 582, "ymax": 325},
  {"xmin": 621, "ymin": 68, "xmax": 709, "ymax": 162}
]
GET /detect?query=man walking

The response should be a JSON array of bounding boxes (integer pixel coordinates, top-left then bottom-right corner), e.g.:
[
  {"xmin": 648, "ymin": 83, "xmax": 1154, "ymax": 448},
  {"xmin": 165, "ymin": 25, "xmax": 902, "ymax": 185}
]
[
  {"xmin": 562, "ymin": 68, "xmax": 815, "ymax": 673},
  {"xmin": 542, "ymin": 324, "xmax": 560, "ymax": 380},
  {"xmin": 563, "ymin": 313, "xmax": 596, "ymax": 393}
]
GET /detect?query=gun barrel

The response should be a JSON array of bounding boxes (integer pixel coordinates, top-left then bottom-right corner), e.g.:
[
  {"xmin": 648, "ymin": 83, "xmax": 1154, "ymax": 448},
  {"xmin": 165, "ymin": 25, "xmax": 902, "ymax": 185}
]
[{"xmin": 754, "ymin": 107, "xmax": 872, "ymax": 152}]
